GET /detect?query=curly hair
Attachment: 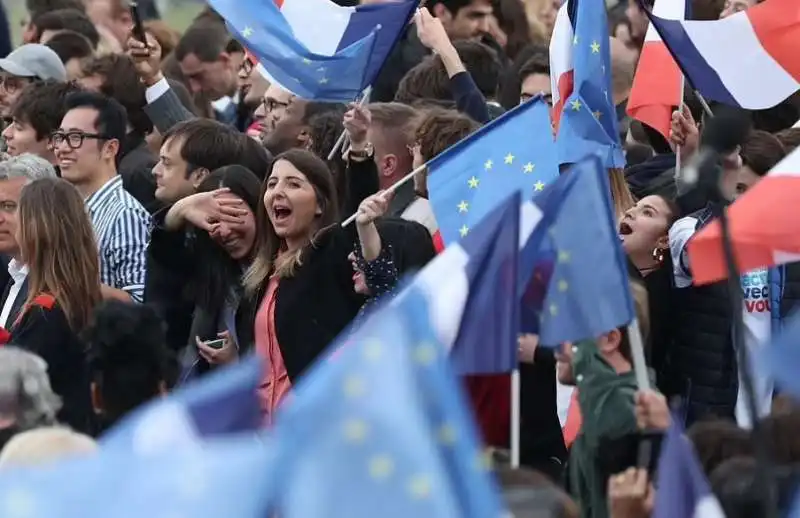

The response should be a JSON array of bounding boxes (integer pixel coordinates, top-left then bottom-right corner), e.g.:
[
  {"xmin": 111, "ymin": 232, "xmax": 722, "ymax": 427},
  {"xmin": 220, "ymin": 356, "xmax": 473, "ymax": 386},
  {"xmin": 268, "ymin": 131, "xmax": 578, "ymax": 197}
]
[{"xmin": 85, "ymin": 301, "xmax": 175, "ymax": 427}]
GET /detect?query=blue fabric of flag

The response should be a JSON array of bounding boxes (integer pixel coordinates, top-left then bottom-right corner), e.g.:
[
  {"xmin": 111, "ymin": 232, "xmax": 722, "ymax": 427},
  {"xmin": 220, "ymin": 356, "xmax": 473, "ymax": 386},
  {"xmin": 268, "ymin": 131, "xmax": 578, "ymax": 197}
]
[
  {"xmin": 270, "ymin": 287, "xmax": 505, "ymax": 517},
  {"xmin": 102, "ymin": 356, "xmax": 262, "ymax": 450},
  {"xmin": 337, "ymin": 0, "xmax": 418, "ymax": 86},
  {"xmin": 0, "ymin": 436, "xmax": 278, "ymax": 518},
  {"xmin": 653, "ymin": 419, "xmax": 726, "ymax": 518},
  {"xmin": 426, "ymin": 96, "xmax": 558, "ymax": 246},
  {"xmin": 210, "ymin": 0, "xmax": 383, "ymax": 101},
  {"xmin": 558, "ymin": 0, "xmax": 625, "ymax": 168},
  {"xmin": 520, "ymin": 154, "xmax": 634, "ymax": 346}
]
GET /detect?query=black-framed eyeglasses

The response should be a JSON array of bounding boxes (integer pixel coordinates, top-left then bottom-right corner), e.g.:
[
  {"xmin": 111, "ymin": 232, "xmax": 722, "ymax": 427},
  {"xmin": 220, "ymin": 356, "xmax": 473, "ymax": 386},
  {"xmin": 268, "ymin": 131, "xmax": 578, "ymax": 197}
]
[
  {"xmin": 0, "ymin": 76, "xmax": 28, "ymax": 95},
  {"xmin": 239, "ymin": 58, "xmax": 254, "ymax": 76},
  {"xmin": 49, "ymin": 131, "xmax": 110, "ymax": 150}
]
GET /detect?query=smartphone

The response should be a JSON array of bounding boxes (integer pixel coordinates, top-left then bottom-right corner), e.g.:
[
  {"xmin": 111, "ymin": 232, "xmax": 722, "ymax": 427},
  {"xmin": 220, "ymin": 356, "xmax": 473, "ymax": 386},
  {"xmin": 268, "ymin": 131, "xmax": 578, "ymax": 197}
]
[
  {"xmin": 129, "ymin": 1, "xmax": 148, "ymax": 44},
  {"xmin": 203, "ymin": 339, "xmax": 226, "ymax": 350}
]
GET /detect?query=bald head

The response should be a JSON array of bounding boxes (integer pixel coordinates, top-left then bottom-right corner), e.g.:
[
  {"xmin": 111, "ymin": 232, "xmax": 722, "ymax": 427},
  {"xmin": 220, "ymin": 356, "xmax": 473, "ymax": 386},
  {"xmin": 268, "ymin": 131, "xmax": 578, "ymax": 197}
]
[{"xmin": 609, "ymin": 36, "xmax": 638, "ymax": 105}]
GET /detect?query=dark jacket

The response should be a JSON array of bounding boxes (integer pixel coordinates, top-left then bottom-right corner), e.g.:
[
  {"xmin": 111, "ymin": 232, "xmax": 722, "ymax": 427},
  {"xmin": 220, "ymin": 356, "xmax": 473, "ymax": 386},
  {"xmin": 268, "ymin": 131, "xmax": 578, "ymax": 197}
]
[
  {"xmin": 8, "ymin": 294, "xmax": 94, "ymax": 435},
  {"xmin": 251, "ymin": 226, "xmax": 367, "ymax": 382},
  {"xmin": 371, "ymin": 27, "xmax": 429, "ymax": 103},
  {"xmin": 119, "ymin": 133, "xmax": 161, "ymax": 214}
]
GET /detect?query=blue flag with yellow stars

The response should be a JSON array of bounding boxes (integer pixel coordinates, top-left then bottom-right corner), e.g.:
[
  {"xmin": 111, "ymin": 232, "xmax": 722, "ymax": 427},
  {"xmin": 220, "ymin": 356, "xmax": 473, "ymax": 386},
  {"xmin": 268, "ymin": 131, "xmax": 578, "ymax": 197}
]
[
  {"xmin": 209, "ymin": 0, "xmax": 416, "ymax": 102},
  {"xmin": 556, "ymin": 0, "xmax": 625, "ymax": 168},
  {"xmin": 270, "ymin": 287, "xmax": 505, "ymax": 518},
  {"xmin": 519, "ymin": 153, "xmax": 634, "ymax": 346},
  {"xmin": 426, "ymin": 95, "xmax": 558, "ymax": 246}
]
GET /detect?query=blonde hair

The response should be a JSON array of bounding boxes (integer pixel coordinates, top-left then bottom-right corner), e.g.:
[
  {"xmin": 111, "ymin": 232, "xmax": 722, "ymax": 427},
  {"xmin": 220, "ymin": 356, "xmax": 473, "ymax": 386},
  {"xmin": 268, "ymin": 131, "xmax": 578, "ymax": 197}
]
[
  {"xmin": 18, "ymin": 178, "xmax": 102, "ymax": 330},
  {"xmin": 609, "ymin": 168, "xmax": 636, "ymax": 222},
  {"xmin": 0, "ymin": 427, "xmax": 97, "ymax": 468}
]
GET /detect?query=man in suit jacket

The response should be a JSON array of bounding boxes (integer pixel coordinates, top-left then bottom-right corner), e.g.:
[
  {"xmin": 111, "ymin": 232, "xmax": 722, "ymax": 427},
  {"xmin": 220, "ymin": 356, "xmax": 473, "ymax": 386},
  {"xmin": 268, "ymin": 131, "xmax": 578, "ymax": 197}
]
[{"xmin": 0, "ymin": 155, "xmax": 58, "ymax": 328}]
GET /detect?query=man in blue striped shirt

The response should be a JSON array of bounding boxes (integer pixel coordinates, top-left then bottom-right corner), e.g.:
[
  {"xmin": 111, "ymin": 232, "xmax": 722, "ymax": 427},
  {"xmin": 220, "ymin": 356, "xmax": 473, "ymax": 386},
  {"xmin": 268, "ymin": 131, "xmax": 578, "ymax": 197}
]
[{"xmin": 54, "ymin": 92, "xmax": 150, "ymax": 303}]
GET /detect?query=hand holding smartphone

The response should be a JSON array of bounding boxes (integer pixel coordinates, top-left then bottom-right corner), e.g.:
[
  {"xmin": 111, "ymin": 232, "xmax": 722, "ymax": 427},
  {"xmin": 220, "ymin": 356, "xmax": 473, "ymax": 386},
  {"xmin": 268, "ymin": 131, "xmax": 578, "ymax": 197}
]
[
  {"xmin": 129, "ymin": 1, "xmax": 148, "ymax": 45},
  {"xmin": 202, "ymin": 338, "xmax": 226, "ymax": 350}
]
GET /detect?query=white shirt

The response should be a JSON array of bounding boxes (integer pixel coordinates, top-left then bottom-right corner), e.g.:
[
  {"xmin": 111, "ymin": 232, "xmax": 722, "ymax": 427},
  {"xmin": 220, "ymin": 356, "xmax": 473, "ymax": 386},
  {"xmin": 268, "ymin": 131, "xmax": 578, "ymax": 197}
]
[
  {"xmin": 0, "ymin": 259, "xmax": 28, "ymax": 328},
  {"xmin": 669, "ymin": 215, "xmax": 773, "ymax": 428}
]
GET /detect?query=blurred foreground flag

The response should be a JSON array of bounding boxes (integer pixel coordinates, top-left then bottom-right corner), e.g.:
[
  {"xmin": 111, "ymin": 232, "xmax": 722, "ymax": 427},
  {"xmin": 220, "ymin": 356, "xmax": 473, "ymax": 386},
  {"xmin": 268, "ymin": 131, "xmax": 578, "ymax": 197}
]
[
  {"xmin": 645, "ymin": 0, "xmax": 800, "ymax": 109},
  {"xmin": 405, "ymin": 191, "xmax": 542, "ymax": 374},
  {"xmin": 687, "ymin": 146, "xmax": 800, "ymax": 284},
  {"xmin": 271, "ymin": 288, "xmax": 505, "ymax": 518},
  {"xmin": 768, "ymin": 311, "xmax": 800, "ymax": 399},
  {"xmin": 0, "ymin": 436, "xmax": 277, "ymax": 518},
  {"xmin": 627, "ymin": 0, "xmax": 689, "ymax": 140},
  {"xmin": 426, "ymin": 96, "xmax": 558, "ymax": 246},
  {"xmin": 520, "ymin": 154, "xmax": 634, "ymax": 346},
  {"xmin": 653, "ymin": 420, "xmax": 725, "ymax": 518},
  {"xmin": 102, "ymin": 356, "xmax": 262, "ymax": 453},
  {"xmin": 210, "ymin": 0, "xmax": 417, "ymax": 101}
]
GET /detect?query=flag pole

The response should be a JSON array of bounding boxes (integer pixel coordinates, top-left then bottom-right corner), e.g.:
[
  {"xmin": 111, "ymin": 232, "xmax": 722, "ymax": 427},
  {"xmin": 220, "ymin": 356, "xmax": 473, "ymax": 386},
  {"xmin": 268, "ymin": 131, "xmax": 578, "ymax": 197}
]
[
  {"xmin": 341, "ymin": 161, "xmax": 426, "ymax": 227},
  {"xmin": 675, "ymin": 76, "xmax": 686, "ymax": 177},
  {"xmin": 327, "ymin": 86, "xmax": 373, "ymax": 161},
  {"xmin": 510, "ymin": 368, "xmax": 521, "ymax": 468}
]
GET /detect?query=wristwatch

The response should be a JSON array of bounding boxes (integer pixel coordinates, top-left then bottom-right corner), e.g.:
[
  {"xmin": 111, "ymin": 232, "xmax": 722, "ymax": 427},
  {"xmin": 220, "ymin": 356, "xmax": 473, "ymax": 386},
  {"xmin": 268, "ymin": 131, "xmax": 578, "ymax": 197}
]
[{"xmin": 348, "ymin": 142, "xmax": 374, "ymax": 161}]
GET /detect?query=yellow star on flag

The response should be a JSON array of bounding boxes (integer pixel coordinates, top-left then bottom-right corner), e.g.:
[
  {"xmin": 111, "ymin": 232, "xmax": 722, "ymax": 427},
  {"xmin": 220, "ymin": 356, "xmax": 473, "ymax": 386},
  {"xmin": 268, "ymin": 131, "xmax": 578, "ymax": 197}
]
[
  {"xmin": 549, "ymin": 304, "xmax": 558, "ymax": 316},
  {"xmin": 558, "ymin": 250, "xmax": 571, "ymax": 263},
  {"xmin": 558, "ymin": 280, "xmax": 569, "ymax": 292},
  {"xmin": 457, "ymin": 201, "xmax": 469, "ymax": 213},
  {"xmin": 241, "ymin": 26, "xmax": 254, "ymax": 37},
  {"xmin": 319, "ymin": 77, "xmax": 328, "ymax": 84},
  {"xmin": 534, "ymin": 180, "xmax": 545, "ymax": 191},
  {"xmin": 504, "ymin": 153, "xmax": 514, "ymax": 164},
  {"xmin": 590, "ymin": 41, "xmax": 600, "ymax": 53},
  {"xmin": 570, "ymin": 99, "xmax": 582, "ymax": 111},
  {"xmin": 459, "ymin": 225, "xmax": 469, "ymax": 237},
  {"xmin": 467, "ymin": 176, "xmax": 479, "ymax": 189},
  {"xmin": 302, "ymin": 58, "xmax": 312, "ymax": 65},
  {"xmin": 573, "ymin": 35, "xmax": 579, "ymax": 45},
  {"xmin": 593, "ymin": 110, "xmax": 602, "ymax": 120},
  {"xmin": 484, "ymin": 159, "xmax": 493, "ymax": 170},
  {"xmin": 523, "ymin": 162, "xmax": 535, "ymax": 174}
]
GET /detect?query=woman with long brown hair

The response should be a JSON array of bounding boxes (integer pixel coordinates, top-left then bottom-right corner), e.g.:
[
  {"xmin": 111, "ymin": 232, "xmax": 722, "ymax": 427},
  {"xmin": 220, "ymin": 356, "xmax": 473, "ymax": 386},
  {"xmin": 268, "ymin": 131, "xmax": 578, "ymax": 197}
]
[
  {"xmin": 243, "ymin": 149, "xmax": 396, "ymax": 423},
  {"xmin": 6, "ymin": 177, "xmax": 102, "ymax": 434}
]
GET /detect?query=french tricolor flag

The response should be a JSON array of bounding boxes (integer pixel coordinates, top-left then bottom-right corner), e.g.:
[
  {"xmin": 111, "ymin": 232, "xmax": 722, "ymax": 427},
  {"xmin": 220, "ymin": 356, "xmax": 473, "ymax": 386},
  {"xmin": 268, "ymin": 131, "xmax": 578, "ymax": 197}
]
[
  {"xmin": 548, "ymin": 0, "xmax": 575, "ymax": 129},
  {"xmin": 627, "ymin": 0, "xmax": 688, "ymax": 140},
  {"xmin": 646, "ymin": 0, "xmax": 800, "ymax": 110},
  {"xmin": 688, "ymin": 145, "xmax": 800, "ymax": 285}
]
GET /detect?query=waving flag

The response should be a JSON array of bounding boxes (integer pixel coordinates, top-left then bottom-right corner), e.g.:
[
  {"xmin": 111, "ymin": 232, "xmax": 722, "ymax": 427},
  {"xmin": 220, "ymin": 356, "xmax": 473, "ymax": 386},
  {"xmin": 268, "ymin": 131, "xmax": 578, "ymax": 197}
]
[
  {"xmin": 426, "ymin": 96, "xmax": 557, "ymax": 246},
  {"xmin": 209, "ymin": 0, "xmax": 417, "ymax": 101},
  {"xmin": 271, "ymin": 287, "xmax": 505, "ymax": 518},
  {"xmin": 102, "ymin": 356, "xmax": 262, "ymax": 453},
  {"xmin": 627, "ymin": 0, "xmax": 689, "ymax": 140},
  {"xmin": 646, "ymin": 0, "xmax": 800, "ymax": 109},
  {"xmin": 687, "ymin": 146, "xmax": 800, "ymax": 284},
  {"xmin": 397, "ymin": 192, "xmax": 543, "ymax": 374},
  {"xmin": 550, "ymin": 0, "xmax": 625, "ymax": 168},
  {"xmin": 0, "ymin": 436, "xmax": 277, "ymax": 518},
  {"xmin": 653, "ymin": 420, "xmax": 725, "ymax": 518},
  {"xmin": 520, "ymin": 154, "xmax": 634, "ymax": 346}
]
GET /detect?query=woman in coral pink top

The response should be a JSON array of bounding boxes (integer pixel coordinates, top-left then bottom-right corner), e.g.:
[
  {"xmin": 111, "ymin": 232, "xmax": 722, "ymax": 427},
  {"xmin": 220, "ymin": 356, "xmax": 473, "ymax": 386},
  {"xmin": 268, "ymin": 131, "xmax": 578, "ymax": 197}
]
[{"xmin": 243, "ymin": 149, "xmax": 391, "ymax": 421}]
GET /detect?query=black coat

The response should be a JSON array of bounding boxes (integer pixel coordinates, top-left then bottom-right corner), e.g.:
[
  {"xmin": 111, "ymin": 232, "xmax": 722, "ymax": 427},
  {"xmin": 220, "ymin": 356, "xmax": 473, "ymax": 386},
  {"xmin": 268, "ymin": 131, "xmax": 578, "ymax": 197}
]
[
  {"xmin": 9, "ymin": 295, "xmax": 94, "ymax": 435},
  {"xmin": 119, "ymin": 134, "xmax": 162, "ymax": 215}
]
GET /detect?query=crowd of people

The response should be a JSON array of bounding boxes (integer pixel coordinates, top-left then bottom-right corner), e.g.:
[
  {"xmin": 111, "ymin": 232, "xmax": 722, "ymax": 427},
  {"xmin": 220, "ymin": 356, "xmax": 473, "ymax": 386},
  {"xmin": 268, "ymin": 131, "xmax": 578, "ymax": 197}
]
[{"xmin": 0, "ymin": 0, "xmax": 797, "ymax": 516}]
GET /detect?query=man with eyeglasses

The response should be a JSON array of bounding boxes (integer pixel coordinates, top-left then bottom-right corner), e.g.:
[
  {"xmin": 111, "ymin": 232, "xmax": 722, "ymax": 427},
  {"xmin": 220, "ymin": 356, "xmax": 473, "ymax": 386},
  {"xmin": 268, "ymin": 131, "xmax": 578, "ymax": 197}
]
[
  {"xmin": 0, "ymin": 45, "xmax": 67, "ymax": 123},
  {"xmin": 53, "ymin": 91, "xmax": 150, "ymax": 304}
]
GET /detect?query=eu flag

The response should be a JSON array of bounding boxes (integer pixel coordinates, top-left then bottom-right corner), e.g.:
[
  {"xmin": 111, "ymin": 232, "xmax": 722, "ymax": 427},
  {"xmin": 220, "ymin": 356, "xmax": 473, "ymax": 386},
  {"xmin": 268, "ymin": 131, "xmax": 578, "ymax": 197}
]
[
  {"xmin": 652, "ymin": 420, "xmax": 725, "ymax": 518},
  {"xmin": 102, "ymin": 356, "xmax": 263, "ymax": 454},
  {"xmin": 401, "ymin": 191, "xmax": 524, "ymax": 374},
  {"xmin": 520, "ymin": 154, "xmax": 634, "ymax": 346},
  {"xmin": 0, "ymin": 435, "xmax": 278, "ymax": 517},
  {"xmin": 557, "ymin": 0, "xmax": 625, "ymax": 168},
  {"xmin": 426, "ymin": 96, "xmax": 558, "ymax": 246},
  {"xmin": 271, "ymin": 287, "xmax": 505, "ymax": 518},
  {"xmin": 209, "ymin": 0, "xmax": 410, "ymax": 102}
]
